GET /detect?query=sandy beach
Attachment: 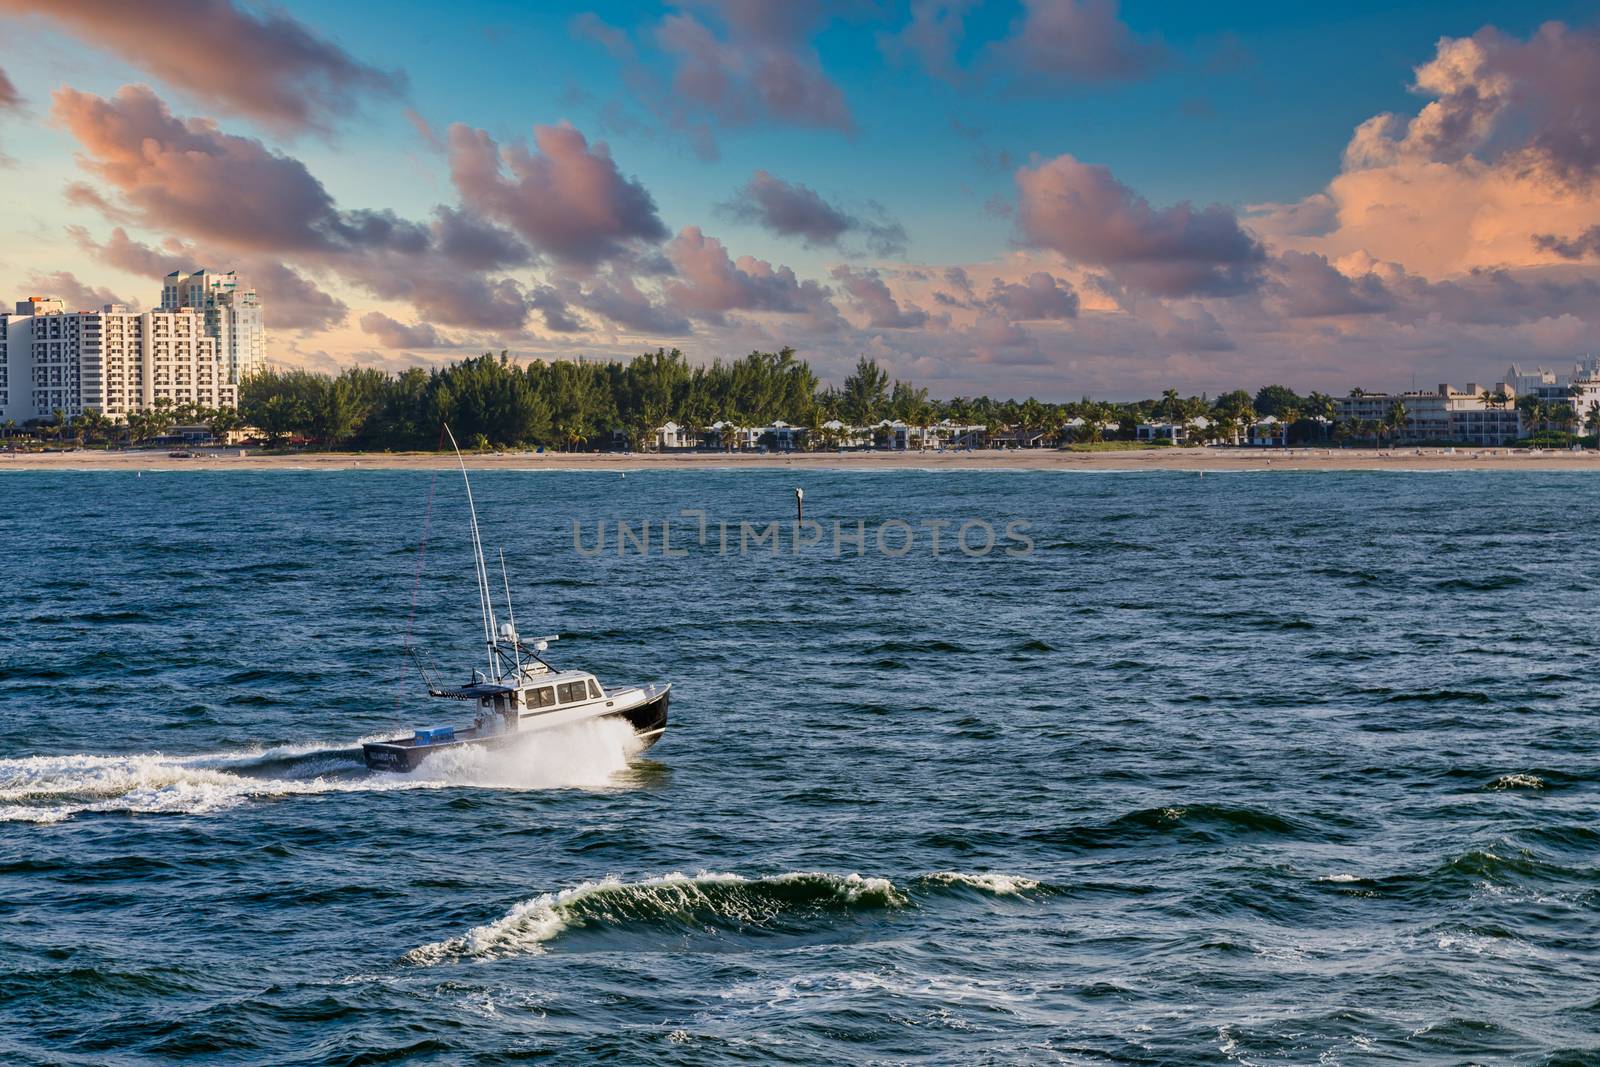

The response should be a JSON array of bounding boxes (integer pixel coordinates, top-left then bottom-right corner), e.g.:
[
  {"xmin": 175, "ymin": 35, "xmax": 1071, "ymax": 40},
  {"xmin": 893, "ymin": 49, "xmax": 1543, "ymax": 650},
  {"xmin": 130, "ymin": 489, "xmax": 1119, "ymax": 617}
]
[{"xmin": 4, "ymin": 446, "xmax": 1600, "ymax": 472}]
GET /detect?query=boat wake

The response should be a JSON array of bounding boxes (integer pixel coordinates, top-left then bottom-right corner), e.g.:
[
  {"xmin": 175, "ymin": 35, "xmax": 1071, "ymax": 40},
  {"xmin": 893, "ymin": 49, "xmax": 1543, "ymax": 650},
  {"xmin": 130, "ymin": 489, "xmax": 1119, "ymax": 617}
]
[
  {"xmin": 406, "ymin": 869, "xmax": 1049, "ymax": 965},
  {"xmin": 0, "ymin": 717, "xmax": 643, "ymax": 824}
]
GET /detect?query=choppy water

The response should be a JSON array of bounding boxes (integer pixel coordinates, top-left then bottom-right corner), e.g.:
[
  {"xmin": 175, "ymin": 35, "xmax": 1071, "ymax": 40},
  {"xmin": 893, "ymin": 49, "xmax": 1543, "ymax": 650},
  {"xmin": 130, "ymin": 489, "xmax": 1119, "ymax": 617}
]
[{"xmin": 2, "ymin": 468, "xmax": 1598, "ymax": 1064}]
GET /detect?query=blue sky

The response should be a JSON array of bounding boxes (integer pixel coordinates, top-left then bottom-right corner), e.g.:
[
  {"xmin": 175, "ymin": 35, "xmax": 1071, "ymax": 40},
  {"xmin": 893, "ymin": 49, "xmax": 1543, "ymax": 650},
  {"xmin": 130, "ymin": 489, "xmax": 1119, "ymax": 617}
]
[{"xmin": 1, "ymin": 1, "xmax": 1597, "ymax": 397}]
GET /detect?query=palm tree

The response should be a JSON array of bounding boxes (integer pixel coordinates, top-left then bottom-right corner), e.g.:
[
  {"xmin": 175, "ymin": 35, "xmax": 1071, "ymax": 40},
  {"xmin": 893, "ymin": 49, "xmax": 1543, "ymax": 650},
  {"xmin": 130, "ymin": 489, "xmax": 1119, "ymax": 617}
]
[
  {"xmin": 1516, "ymin": 394, "xmax": 1545, "ymax": 440},
  {"xmin": 1279, "ymin": 404, "xmax": 1302, "ymax": 446},
  {"xmin": 1586, "ymin": 400, "xmax": 1600, "ymax": 440},
  {"xmin": 1385, "ymin": 401, "xmax": 1408, "ymax": 446}
]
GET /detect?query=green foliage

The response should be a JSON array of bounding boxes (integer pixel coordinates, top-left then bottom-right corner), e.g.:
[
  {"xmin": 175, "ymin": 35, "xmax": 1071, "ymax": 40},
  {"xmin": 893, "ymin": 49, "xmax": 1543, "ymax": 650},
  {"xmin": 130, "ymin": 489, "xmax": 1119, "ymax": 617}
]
[
  {"xmin": 1253, "ymin": 384, "xmax": 1303, "ymax": 418},
  {"xmin": 230, "ymin": 349, "xmax": 1360, "ymax": 453}
]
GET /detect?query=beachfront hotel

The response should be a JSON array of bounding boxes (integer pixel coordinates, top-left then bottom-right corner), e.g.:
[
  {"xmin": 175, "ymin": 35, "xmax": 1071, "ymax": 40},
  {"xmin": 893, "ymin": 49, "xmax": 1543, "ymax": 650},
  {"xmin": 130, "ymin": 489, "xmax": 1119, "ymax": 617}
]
[
  {"xmin": 160, "ymin": 270, "xmax": 265, "ymax": 387},
  {"xmin": 1335, "ymin": 384, "xmax": 1522, "ymax": 446},
  {"xmin": 0, "ymin": 271, "xmax": 261, "ymax": 423}
]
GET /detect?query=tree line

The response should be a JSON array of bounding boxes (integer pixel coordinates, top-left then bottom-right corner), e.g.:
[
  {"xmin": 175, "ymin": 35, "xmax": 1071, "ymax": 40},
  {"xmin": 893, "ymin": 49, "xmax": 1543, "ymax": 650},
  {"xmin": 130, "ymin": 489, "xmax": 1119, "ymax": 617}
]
[{"xmin": 225, "ymin": 349, "xmax": 1363, "ymax": 451}]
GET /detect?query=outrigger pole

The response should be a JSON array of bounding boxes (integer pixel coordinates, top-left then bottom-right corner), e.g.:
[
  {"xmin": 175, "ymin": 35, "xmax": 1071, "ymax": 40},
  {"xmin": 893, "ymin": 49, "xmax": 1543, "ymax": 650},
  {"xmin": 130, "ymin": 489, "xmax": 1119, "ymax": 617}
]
[{"xmin": 443, "ymin": 424, "xmax": 501, "ymax": 682}]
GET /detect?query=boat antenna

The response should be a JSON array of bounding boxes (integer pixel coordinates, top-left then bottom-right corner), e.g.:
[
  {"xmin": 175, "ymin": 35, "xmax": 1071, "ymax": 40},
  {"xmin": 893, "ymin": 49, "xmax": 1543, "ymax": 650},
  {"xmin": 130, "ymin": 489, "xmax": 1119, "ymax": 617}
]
[
  {"xmin": 499, "ymin": 547, "xmax": 523, "ymax": 676},
  {"xmin": 443, "ymin": 424, "xmax": 500, "ymax": 682}
]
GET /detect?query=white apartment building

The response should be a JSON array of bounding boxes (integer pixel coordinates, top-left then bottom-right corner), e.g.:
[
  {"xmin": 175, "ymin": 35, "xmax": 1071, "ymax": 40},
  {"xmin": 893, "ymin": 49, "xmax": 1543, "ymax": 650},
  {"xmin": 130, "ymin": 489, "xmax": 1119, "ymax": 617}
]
[
  {"xmin": 1503, "ymin": 358, "xmax": 1600, "ymax": 429},
  {"xmin": 161, "ymin": 269, "xmax": 265, "ymax": 384},
  {"xmin": 1336, "ymin": 383, "xmax": 1521, "ymax": 445},
  {"xmin": 0, "ymin": 299, "xmax": 235, "ymax": 424}
]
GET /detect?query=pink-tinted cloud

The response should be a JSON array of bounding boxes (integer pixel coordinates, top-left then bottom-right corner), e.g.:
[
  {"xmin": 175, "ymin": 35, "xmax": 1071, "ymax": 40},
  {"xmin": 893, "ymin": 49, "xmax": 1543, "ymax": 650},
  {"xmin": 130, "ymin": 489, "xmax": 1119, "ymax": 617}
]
[
  {"xmin": 24, "ymin": 270, "xmax": 129, "ymax": 310},
  {"xmin": 1016, "ymin": 154, "xmax": 1265, "ymax": 297},
  {"xmin": 990, "ymin": 0, "xmax": 1167, "ymax": 86},
  {"xmin": 656, "ymin": 12, "xmax": 852, "ymax": 133},
  {"xmin": 1343, "ymin": 22, "xmax": 1600, "ymax": 183},
  {"xmin": 447, "ymin": 122, "xmax": 667, "ymax": 268},
  {"xmin": 52, "ymin": 85, "xmax": 351, "ymax": 251},
  {"xmin": 662, "ymin": 226, "xmax": 835, "ymax": 324},
  {"xmin": 985, "ymin": 272, "xmax": 1079, "ymax": 320},
  {"xmin": 830, "ymin": 266, "xmax": 929, "ymax": 328},
  {"xmin": 359, "ymin": 311, "xmax": 450, "ymax": 349},
  {"xmin": 1257, "ymin": 25, "xmax": 1600, "ymax": 281},
  {"xmin": 720, "ymin": 169, "xmax": 907, "ymax": 255},
  {"xmin": 0, "ymin": 0, "xmax": 403, "ymax": 134}
]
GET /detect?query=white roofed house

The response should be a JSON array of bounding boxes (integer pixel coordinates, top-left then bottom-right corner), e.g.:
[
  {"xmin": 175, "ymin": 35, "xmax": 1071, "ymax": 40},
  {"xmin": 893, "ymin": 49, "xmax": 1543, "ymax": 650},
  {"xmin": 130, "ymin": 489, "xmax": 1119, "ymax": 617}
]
[
  {"xmin": 707, "ymin": 420, "xmax": 756, "ymax": 450},
  {"xmin": 1136, "ymin": 416, "xmax": 1213, "ymax": 445},
  {"xmin": 651, "ymin": 421, "xmax": 701, "ymax": 450},
  {"xmin": 708, "ymin": 420, "xmax": 800, "ymax": 451},
  {"xmin": 990, "ymin": 426, "xmax": 1049, "ymax": 449},
  {"xmin": 819, "ymin": 419, "xmax": 870, "ymax": 448},
  {"xmin": 929, "ymin": 419, "xmax": 986, "ymax": 449},
  {"xmin": 1248, "ymin": 415, "xmax": 1285, "ymax": 446},
  {"xmin": 757, "ymin": 420, "xmax": 802, "ymax": 451}
]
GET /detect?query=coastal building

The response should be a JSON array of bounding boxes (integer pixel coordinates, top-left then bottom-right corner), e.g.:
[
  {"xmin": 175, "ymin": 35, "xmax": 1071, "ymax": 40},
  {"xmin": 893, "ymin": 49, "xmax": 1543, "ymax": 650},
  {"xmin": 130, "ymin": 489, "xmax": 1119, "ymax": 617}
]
[
  {"xmin": 651, "ymin": 421, "xmax": 699, "ymax": 450},
  {"xmin": 0, "ymin": 298, "xmax": 235, "ymax": 424},
  {"xmin": 1335, "ymin": 384, "xmax": 1520, "ymax": 445},
  {"xmin": 161, "ymin": 270, "xmax": 265, "ymax": 384},
  {"xmin": 1136, "ymin": 416, "xmax": 1213, "ymax": 444}
]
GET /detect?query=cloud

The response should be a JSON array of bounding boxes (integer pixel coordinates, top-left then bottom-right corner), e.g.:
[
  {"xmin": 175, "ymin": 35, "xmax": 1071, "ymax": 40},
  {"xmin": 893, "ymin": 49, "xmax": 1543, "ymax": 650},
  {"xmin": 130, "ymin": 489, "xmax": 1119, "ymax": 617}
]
[
  {"xmin": 662, "ymin": 225, "xmax": 835, "ymax": 323},
  {"xmin": 830, "ymin": 266, "xmax": 929, "ymax": 328},
  {"xmin": 0, "ymin": 0, "xmax": 404, "ymax": 134},
  {"xmin": 1267, "ymin": 251, "xmax": 1394, "ymax": 318},
  {"xmin": 51, "ymin": 85, "xmax": 370, "ymax": 252},
  {"xmin": 1244, "ymin": 193, "xmax": 1338, "ymax": 240},
  {"xmin": 577, "ymin": 2, "xmax": 862, "ymax": 157},
  {"xmin": 569, "ymin": 270, "xmax": 692, "ymax": 335},
  {"xmin": 432, "ymin": 205, "xmax": 532, "ymax": 270},
  {"xmin": 359, "ymin": 311, "xmax": 451, "ymax": 349},
  {"xmin": 656, "ymin": 11, "xmax": 852, "ymax": 132},
  {"xmin": 1258, "ymin": 24, "xmax": 1600, "ymax": 281},
  {"xmin": 719, "ymin": 169, "xmax": 907, "ymax": 255},
  {"xmin": 1534, "ymin": 226, "xmax": 1600, "ymax": 260},
  {"xmin": 1341, "ymin": 23, "xmax": 1600, "ymax": 183},
  {"xmin": 24, "ymin": 270, "xmax": 129, "ymax": 310},
  {"xmin": 989, "ymin": 0, "xmax": 1167, "ymax": 86},
  {"xmin": 985, "ymin": 271, "xmax": 1079, "ymax": 320},
  {"xmin": 528, "ymin": 285, "xmax": 586, "ymax": 333},
  {"xmin": 1016, "ymin": 154, "xmax": 1266, "ymax": 296},
  {"xmin": 879, "ymin": 0, "xmax": 978, "ymax": 82},
  {"xmin": 0, "ymin": 65, "xmax": 19, "ymax": 111},
  {"xmin": 447, "ymin": 122, "xmax": 667, "ymax": 268}
]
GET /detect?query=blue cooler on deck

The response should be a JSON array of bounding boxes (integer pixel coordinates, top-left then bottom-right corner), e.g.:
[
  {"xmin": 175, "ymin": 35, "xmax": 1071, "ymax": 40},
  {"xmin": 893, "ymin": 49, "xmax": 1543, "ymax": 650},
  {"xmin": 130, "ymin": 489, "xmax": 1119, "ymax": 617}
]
[{"xmin": 414, "ymin": 726, "xmax": 455, "ymax": 745}]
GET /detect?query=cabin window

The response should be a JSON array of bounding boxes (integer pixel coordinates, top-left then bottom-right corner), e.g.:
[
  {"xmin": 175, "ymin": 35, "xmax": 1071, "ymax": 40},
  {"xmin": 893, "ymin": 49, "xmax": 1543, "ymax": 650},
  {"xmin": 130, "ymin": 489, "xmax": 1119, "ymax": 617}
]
[
  {"xmin": 557, "ymin": 682, "xmax": 579, "ymax": 703},
  {"xmin": 532, "ymin": 686, "xmax": 555, "ymax": 708},
  {"xmin": 588, "ymin": 680, "xmax": 602, "ymax": 699}
]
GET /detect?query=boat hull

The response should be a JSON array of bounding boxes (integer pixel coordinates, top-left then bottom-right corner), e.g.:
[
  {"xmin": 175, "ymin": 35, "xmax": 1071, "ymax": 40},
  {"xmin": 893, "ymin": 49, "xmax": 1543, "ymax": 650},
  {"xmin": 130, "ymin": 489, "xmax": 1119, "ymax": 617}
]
[{"xmin": 362, "ymin": 690, "xmax": 670, "ymax": 773}]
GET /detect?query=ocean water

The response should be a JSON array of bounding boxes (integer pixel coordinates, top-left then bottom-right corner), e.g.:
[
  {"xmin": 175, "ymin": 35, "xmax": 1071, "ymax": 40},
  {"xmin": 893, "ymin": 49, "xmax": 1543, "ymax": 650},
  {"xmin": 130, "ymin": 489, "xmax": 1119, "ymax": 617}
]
[{"xmin": 1, "ymin": 467, "xmax": 1597, "ymax": 1065}]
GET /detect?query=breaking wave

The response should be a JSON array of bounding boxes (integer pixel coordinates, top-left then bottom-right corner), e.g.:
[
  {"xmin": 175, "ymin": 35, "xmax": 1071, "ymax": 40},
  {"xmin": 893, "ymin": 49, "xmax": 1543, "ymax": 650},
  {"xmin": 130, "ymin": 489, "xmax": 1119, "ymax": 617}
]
[
  {"xmin": 0, "ymin": 717, "xmax": 643, "ymax": 824},
  {"xmin": 914, "ymin": 871, "xmax": 1044, "ymax": 896},
  {"xmin": 407, "ymin": 869, "xmax": 1047, "ymax": 965}
]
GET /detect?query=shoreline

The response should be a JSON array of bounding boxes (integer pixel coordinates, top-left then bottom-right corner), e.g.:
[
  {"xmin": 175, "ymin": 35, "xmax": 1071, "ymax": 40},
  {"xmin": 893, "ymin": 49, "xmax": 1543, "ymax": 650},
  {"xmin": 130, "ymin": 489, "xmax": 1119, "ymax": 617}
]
[{"xmin": 4, "ymin": 446, "xmax": 1600, "ymax": 472}]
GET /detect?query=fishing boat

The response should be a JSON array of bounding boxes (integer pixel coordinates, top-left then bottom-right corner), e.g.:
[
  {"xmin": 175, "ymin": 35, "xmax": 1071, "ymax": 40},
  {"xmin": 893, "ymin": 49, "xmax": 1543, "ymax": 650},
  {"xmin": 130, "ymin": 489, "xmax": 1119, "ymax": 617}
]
[{"xmin": 362, "ymin": 431, "xmax": 670, "ymax": 773}]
